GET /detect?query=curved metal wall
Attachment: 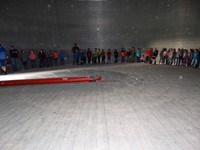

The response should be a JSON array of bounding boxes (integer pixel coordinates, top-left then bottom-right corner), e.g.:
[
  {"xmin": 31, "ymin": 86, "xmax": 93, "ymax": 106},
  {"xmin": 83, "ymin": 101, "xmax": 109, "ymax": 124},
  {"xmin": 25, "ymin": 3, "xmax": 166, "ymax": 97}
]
[{"xmin": 0, "ymin": 0, "xmax": 200, "ymax": 52}]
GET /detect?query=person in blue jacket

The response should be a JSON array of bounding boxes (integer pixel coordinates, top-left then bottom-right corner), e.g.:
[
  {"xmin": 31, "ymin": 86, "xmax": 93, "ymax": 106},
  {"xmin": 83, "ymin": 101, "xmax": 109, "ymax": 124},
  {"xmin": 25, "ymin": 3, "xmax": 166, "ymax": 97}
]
[
  {"xmin": 191, "ymin": 49, "xmax": 199, "ymax": 68},
  {"xmin": 80, "ymin": 49, "xmax": 86, "ymax": 64},
  {"xmin": 136, "ymin": 48, "xmax": 141, "ymax": 62},
  {"xmin": 75, "ymin": 49, "xmax": 80, "ymax": 65},
  {"xmin": 59, "ymin": 50, "xmax": 65, "ymax": 66},
  {"xmin": 0, "ymin": 44, "xmax": 7, "ymax": 75}
]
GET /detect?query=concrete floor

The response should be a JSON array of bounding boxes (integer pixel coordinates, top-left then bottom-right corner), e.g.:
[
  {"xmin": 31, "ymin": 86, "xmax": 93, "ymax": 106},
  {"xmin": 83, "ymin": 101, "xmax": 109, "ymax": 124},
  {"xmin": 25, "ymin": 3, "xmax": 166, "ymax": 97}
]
[{"xmin": 0, "ymin": 64, "xmax": 200, "ymax": 150}]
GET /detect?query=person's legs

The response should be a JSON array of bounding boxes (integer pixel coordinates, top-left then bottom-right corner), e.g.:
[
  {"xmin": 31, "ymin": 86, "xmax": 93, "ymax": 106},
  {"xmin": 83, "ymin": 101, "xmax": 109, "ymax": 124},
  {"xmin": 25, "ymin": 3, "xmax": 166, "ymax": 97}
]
[
  {"xmin": 22, "ymin": 61, "xmax": 26, "ymax": 69},
  {"xmin": 61, "ymin": 59, "xmax": 64, "ymax": 65},
  {"xmin": 31, "ymin": 60, "xmax": 36, "ymax": 68},
  {"xmin": 123, "ymin": 56, "xmax": 125, "ymax": 63},
  {"xmin": 89, "ymin": 57, "xmax": 91, "ymax": 64},
  {"xmin": 50, "ymin": 59, "xmax": 53, "ymax": 67},
  {"xmin": 11, "ymin": 58, "xmax": 15, "ymax": 71},
  {"xmin": 162, "ymin": 56, "xmax": 165, "ymax": 64},
  {"xmin": 115, "ymin": 57, "xmax": 118, "ymax": 63},
  {"xmin": 193, "ymin": 59, "xmax": 197, "ymax": 68},
  {"xmin": 41, "ymin": 60, "xmax": 43, "ymax": 68},
  {"xmin": 39, "ymin": 60, "xmax": 42, "ymax": 68},
  {"xmin": 24, "ymin": 61, "xmax": 28, "ymax": 69},
  {"xmin": 185, "ymin": 58, "xmax": 188, "ymax": 66},
  {"xmin": 191, "ymin": 59, "xmax": 194, "ymax": 66},
  {"xmin": 102, "ymin": 57, "xmax": 105, "ymax": 63},
  {"xmin": 31, "ymin": 60, "xmax": 33, "ymax": 68},
  {"xmin": 159, "ymin": 56, "xmax": 163, "ymax": 64},
  {"xmin": 175, "ymin": 57, "xmax": 180, "ymax": 66},
  {"xmin": 94, "ymin": 57, "xmax": 97, "ymax": 64},
  {"xmin": 2, "ymin": 66, "xmax": 7, "ymax": 74}
]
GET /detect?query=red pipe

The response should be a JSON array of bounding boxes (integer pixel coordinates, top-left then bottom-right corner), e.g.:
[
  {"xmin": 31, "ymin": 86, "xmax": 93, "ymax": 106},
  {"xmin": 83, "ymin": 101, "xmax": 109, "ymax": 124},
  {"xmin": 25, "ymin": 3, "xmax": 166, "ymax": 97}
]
[{"xmin": 0, "ymin": 76, "xmax": 102, "ymax": 86}]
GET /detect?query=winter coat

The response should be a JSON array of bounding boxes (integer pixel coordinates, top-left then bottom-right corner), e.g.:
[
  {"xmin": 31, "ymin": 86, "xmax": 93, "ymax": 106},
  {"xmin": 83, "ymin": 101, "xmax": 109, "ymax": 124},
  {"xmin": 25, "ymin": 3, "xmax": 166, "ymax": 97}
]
[{"xmin": 0, "ymin": 46, "xmax": 6, "ymax": 59}]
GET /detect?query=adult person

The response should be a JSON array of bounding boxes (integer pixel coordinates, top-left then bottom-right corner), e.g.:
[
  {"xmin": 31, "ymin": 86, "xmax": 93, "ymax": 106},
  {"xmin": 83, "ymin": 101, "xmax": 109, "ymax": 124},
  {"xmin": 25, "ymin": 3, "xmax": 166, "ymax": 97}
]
[
  {"xmin": 9, "ymin": 45, "xmax": 19, "ymax": 71},
  {"xmin": 72, "ymin": 43, "xmax": 79, "ymax": 65},
  {"xmin": 0, "ymin": 44, "xmax": 7, "ymax": 75}
]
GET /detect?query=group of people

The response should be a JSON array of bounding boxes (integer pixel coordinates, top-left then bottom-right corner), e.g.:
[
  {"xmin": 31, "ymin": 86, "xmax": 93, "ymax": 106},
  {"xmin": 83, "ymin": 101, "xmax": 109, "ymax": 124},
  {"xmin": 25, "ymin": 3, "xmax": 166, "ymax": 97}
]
[
  {"xmin": 71, "ymin": 43, "xmax": 200, "ymax": 69},
  {"xmin": 158, "ymin": 48, "xmax": 200, "ymax": 68},
  {"xmin": 20, "ymin": 48, "xmax": 65, "ymax": 69},
  {"xmin": 72, "ymin": 43, "xmax": 114, "ymax": 65},
  {"xmin": 72, "ymin": 43, "xmax": 159, "ymax": 65},
  {"xmin": 0, "ymin": 44, "xmax": 65, "ymax": 75},
  {"xmin": 1, "ymin": 43, "xmax": 200, "ymax": 75}
]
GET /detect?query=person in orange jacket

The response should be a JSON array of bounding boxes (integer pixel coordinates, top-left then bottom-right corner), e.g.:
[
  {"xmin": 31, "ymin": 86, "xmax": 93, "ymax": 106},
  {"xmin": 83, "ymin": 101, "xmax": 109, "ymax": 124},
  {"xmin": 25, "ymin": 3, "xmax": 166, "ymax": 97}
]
[{"xmin": 53, "ymin": 50, "xmax": 59, "ymax": 66}]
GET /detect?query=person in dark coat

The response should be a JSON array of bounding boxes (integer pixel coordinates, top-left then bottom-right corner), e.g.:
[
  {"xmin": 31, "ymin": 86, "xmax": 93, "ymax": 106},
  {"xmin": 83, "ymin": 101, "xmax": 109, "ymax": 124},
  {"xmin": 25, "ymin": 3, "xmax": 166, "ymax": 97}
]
[
  {"xmin": 72, "ymin": 43, "xmax": 79, "ymax": 65},
  {"xmin": 87, "ymin": 48, "xmax": 92, "ymax": 64},
  {"xmin": 114, "ymin": 49, "xmax": 119, "ymax": 63},
  {"xmin": 38, "ymin": 49, "xmax": 46, "ymax": 68},
  {"xmin": 152, "ymin": 48, "xmax": 158, "ymax": 64},
  {"xmin": 9, "ymin": 45, "xmax": 19, "ymax": 71}
]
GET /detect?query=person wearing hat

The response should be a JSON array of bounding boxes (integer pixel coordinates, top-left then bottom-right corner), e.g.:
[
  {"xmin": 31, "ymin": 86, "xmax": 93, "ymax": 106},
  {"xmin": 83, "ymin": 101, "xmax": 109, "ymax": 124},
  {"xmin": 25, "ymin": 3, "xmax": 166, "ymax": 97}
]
[{"xmin": 0, "ymin": 44, "xmax": 7, "ymax": 75}]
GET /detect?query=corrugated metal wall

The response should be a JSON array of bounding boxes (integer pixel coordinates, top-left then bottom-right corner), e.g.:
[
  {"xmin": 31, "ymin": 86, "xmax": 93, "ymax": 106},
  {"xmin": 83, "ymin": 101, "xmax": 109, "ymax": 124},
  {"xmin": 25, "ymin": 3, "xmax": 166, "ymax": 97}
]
[{"xmin": 0, "ymin": 0, "xmax": 200, "ymax": 53}]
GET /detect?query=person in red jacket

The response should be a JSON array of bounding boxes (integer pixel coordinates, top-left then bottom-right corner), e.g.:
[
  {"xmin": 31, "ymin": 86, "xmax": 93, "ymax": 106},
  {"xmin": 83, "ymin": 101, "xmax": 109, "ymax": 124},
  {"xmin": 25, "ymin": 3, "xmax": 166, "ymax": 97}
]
[
  {"xmin": 107, "ymin": 49, "xmax": 112, "ymax": 63},
  {"xmin": 29, "ymin": 49, "xmax": 36, "ymax": 68},
  {"xmin": 53, "ymin": 50, "xmax": 59, "ymax": 66},
  {"xmin": 121, "ymin": 48, "xmax": 126, "ymax": 63},
  {"xmin": 145, "ymin": 48, "xmax": 152, "ymax": 63}
]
